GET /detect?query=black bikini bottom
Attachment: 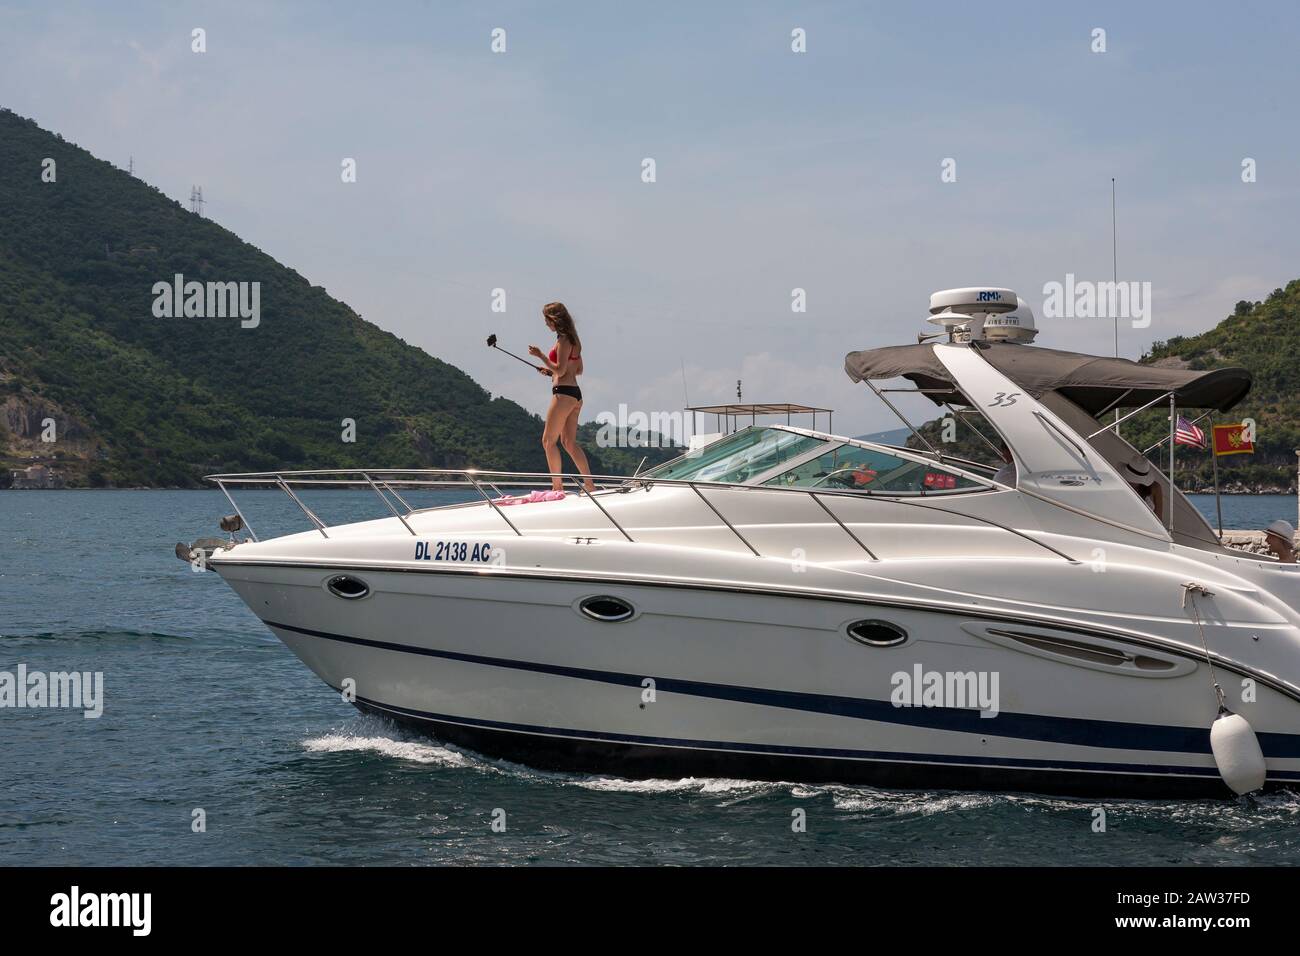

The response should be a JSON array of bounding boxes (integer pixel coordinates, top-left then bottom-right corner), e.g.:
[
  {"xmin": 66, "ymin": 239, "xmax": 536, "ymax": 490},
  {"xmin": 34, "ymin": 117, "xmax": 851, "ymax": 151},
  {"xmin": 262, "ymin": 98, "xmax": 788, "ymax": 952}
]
[{"xmin": 552, "ymin": 385, "xmax": 582, "ymax": 400}]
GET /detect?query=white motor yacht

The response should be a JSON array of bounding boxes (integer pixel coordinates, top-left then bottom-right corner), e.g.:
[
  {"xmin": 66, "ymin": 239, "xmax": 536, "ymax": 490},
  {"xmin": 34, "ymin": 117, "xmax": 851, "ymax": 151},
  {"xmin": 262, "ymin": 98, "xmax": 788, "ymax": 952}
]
[{"xmin": 188, "ymin": 288, "xmax": 1300, "ymax": 797}]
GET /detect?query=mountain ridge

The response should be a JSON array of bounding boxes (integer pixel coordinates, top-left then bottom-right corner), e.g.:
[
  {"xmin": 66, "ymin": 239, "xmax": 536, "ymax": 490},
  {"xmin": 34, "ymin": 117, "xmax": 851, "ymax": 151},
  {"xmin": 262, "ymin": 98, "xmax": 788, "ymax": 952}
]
[{"xmin": 0, "ymin": 108, "xmax": 673, "ymax": 487}]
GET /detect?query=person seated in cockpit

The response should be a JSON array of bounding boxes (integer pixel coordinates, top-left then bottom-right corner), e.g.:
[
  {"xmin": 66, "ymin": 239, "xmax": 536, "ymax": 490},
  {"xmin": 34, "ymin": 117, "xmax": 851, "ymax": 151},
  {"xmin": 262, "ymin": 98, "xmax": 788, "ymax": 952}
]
[
  {"xmin": 1121, "ymin": 457, "xmax": 1164, "ymax": 518},
  {"xmin": 1264, "ymin": 519, "xmax": 1297, "ymax": 563}
]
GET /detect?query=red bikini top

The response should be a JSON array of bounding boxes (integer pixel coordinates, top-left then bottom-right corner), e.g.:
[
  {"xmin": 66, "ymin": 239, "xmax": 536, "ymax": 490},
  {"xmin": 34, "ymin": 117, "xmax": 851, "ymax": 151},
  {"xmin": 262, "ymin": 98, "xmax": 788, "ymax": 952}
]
[{"xmin": 549, "ymin": 341, "xmax": 581, "ymax": 365}]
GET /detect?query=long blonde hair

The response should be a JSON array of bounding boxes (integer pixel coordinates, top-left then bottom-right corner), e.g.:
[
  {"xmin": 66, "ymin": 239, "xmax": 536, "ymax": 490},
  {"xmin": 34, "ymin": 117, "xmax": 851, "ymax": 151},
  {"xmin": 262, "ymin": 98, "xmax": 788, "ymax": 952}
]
[{"xmin": 543, "ymin": 302, "xmax": 581, "ymax": 353}]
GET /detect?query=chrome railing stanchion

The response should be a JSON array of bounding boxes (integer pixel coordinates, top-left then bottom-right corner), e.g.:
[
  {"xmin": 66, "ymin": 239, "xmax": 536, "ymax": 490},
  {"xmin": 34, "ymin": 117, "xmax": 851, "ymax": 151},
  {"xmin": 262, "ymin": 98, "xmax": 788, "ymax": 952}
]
[
  {"xmin": 808, "ymin": 492, "xmax": 877, "ymax": 560},
  {"xmin": 380, "ymin": 482, "xmax": 415, "ymax": 515},
  {"xmin": 567, "ymin": 476, "xmax": 634, "ymax": 542},
  {"xmin": 691, "ymin": 483, "xmax": 760, "ymax": 556},
  {"xmin": 878, "ymin": 492, "xmax": 1078, "ymax": 565},
  {"xmin": 276, "ymin": 476, "xmax": 330, "ymax": 538},
  {"xmin": 362, "ymin": 472, "xmax": 417, "ymax": 536},
  {"xmin": 216, "ymin": 478, "xmax": 259, "ymax": 542},
  {"xmin": 469, "ymin": 475, "xmax": 523, "ymax": 537}
]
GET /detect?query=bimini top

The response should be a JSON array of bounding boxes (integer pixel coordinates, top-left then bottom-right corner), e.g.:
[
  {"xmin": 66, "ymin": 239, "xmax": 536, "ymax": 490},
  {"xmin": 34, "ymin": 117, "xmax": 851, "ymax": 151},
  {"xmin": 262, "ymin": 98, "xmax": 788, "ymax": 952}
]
[{"xmin": 844, "ymin": 341, "xmax": 1252, "ymax": 415}]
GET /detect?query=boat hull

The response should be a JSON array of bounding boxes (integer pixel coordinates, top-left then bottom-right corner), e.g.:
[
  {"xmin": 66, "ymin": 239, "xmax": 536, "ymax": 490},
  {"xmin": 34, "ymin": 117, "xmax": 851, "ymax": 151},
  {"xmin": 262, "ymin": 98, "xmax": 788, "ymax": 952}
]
[
  {"xmin": 350, "ymin": 697, "xmax": 1232, "ymax": 797},
  {"xmin": 216, "ymin": 559, "xmax": 1300, "ymax": 798}
]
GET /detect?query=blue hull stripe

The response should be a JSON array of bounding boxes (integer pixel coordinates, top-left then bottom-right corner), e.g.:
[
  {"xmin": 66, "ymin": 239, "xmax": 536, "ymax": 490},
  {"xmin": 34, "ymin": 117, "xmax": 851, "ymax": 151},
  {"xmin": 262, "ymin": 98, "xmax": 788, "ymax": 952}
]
[
  {"xmin": 354, "ymin": 693, "xmax": 1294, "ymax": 780},
  {"xmin": 263, "ymin": 619, "xmax": 1300, "ymax": 762}
]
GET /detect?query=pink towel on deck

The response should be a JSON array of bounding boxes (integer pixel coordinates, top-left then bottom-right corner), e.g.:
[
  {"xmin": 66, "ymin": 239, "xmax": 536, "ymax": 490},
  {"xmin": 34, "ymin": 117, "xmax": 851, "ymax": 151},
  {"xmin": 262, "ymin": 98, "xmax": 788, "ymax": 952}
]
[{"xmin": 495, "ymin": 490, "xmax": 569, "ymax": 506}]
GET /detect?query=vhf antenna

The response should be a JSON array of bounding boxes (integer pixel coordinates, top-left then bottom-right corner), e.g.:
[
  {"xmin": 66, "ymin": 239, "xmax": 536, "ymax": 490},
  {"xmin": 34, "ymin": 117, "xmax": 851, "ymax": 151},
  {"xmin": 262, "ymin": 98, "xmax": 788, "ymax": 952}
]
[{"xmin": 1112, "ymin": 177, "xmax": 1120, "ymax": 432}]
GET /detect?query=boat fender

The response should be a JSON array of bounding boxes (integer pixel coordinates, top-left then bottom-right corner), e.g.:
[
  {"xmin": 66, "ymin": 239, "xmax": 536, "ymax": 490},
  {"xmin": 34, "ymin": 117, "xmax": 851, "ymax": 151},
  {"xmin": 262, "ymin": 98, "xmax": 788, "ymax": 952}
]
[
  {"xmin": 1209, "ymin": 708, "xmax": 1266, "ymax": 795},
  {"xmin": 173, "ymin": 537, "xmax": 231, "ymax": 563}
]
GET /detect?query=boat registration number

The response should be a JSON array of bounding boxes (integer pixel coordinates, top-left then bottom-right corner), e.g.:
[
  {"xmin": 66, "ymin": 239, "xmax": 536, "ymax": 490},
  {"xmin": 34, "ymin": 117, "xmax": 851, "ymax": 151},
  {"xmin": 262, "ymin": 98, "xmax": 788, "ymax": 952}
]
[{"xmin": 415, "ymin": 540, "xmax": 493, "ymax": 562}]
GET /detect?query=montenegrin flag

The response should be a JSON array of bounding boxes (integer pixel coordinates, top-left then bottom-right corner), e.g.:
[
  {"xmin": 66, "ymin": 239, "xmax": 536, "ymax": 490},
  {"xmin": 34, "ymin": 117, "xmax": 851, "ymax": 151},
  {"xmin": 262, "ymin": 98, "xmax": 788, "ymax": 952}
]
[{"xmin": 1213, "ymin": 423, "xmax": 1255, "ymax": 456}]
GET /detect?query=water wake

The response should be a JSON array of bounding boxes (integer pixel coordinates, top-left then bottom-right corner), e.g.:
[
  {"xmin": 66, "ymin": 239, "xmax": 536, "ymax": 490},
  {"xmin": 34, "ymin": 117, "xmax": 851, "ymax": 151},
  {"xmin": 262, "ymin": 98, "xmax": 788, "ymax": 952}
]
[
  {"xmin": 298, "ymin": 714, "xmax": 1300, "ymax": 822},
  {"xmin": 303, "ymin": 719, "xmax": 489, "ymax": 771}
]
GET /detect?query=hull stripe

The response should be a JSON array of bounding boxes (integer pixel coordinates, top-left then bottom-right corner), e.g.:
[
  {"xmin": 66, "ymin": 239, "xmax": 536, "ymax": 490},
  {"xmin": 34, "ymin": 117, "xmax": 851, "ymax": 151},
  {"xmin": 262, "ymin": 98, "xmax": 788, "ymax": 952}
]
[
  {"xmin": 263, "ymin": 619, "xmax": 1300, "ymax": 760},
  {"xmin": 351, "ymin": 693, "xmax": 1300, "ymax": 783}
]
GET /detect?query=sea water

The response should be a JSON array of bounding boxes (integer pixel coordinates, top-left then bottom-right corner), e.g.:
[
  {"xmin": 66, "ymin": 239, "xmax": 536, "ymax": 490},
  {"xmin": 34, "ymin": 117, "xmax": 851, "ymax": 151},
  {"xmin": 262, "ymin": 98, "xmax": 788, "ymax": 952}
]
[{"xmin": 3, "ymin": 490, "xmax": 1299, "ymax": 865}]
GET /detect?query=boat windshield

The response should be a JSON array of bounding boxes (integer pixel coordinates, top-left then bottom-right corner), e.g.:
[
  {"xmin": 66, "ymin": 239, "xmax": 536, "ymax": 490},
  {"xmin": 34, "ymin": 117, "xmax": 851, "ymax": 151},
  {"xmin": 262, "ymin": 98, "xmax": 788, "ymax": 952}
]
[
  {"xmin": 641, "ymin": 427, "xmax": 827, "ymax": 484},
  {"xmin": 762, "ymin": 443, "xmax": 986, "ymax": 495}
]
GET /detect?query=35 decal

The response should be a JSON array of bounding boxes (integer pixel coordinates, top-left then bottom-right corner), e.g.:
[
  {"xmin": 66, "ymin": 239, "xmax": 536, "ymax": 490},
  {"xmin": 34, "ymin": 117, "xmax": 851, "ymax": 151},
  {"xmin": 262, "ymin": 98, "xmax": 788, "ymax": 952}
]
[
  {"xmin": 988, "ymin": 391, "xmax": 1021, "ymax": 408},
  {"xmin": 415, "ymin": 540, "xmax": 493, "ymax": 562}
]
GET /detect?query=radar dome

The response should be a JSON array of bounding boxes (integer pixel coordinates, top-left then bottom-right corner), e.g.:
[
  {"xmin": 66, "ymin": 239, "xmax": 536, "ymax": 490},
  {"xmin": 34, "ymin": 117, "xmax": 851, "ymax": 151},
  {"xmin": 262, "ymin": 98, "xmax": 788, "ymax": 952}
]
[
  {"xmin": 929, "ymin": 288, "xmax": 1018, "ymax": 315},
  {"xmin": 982, "ymin": 302, "xmax": 1038, "ymax": 343},
  {"xmin": 926, "ymin": 287, "xmax": 1037, "ymax": 343}
]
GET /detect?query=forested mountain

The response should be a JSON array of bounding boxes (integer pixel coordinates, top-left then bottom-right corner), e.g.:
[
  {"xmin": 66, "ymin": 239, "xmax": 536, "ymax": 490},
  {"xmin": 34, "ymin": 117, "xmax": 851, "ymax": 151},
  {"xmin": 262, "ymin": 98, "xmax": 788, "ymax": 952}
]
[{"xmin": 0, "ymin": 108, "xmax": 672, "ymax": 487}]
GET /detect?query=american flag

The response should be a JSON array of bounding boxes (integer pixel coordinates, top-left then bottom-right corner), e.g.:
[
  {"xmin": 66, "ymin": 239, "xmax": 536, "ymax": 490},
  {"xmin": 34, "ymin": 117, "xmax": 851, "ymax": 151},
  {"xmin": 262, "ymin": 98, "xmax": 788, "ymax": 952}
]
[{"xmin": 1174, "ymin": 415, "xmax": 1207, "ymax": 449}]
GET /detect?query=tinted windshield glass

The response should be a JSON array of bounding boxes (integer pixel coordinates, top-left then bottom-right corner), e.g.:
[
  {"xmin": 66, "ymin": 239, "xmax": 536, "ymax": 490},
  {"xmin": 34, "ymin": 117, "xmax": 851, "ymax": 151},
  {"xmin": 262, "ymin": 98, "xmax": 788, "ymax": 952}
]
[
  {"xmin": 643, "ymin": 428, "xmax": 826, "ymax": 483},
  {"xmin": 762, "ymin": 443, "xmax": 985, "ymax": 495}
]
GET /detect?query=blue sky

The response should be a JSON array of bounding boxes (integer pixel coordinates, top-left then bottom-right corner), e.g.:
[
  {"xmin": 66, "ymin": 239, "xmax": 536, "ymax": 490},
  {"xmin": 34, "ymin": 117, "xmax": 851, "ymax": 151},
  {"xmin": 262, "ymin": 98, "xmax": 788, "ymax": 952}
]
[{"xmin": 3, "ymin": 0, "xmax": 1298, "ymax": 434}]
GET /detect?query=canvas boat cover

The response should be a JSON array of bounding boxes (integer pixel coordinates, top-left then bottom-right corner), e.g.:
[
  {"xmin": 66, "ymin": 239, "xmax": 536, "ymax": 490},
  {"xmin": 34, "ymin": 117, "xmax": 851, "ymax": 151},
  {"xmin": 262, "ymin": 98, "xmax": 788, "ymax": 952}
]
[{"xmin": 844, "ymin": 341, "xmax": 1251, "ymax": 415}]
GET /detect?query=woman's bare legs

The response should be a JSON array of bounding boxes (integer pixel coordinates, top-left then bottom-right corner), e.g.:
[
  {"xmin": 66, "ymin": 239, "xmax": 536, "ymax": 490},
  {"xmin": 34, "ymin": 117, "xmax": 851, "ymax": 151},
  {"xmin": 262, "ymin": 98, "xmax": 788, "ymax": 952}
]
[
  {"xmin": 542, "ymin": 394, "xmax": 568, "ymax": 490},
  {"xmin": 559, "ymin": 398, "xmax": 595, "ymax": 491}
]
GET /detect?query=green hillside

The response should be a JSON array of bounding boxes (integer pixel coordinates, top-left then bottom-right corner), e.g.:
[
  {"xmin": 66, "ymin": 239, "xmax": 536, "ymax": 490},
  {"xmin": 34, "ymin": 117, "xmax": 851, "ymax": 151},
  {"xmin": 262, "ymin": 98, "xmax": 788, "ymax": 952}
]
[
  {"xmin": 908, "ymin": 281, "xmax": 1300, "ymax": 492},
  {"xmin": 0, "ymin": 108, "xmax": 673, "ymax": 487},
  {"xmin": 1131, "ymin": 285, "xmax": 1300, "ymax": 489}
]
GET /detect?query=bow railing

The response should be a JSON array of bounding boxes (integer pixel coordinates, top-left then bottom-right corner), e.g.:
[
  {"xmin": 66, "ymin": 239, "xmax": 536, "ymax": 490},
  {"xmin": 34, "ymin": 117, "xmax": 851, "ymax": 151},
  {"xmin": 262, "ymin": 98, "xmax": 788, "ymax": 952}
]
[{"xmin": 204, "ymin": 468, "xmax": 1078, "ymax": 564}]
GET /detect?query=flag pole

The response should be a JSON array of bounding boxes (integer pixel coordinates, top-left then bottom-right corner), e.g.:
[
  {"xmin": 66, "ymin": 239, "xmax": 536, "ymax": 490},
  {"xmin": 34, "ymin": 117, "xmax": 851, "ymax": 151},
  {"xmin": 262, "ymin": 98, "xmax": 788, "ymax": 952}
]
[
  {"xmin": 1210, "ymin": 417, "xmax": 1222, "ymax": 540},
  {"xmin": 1168, "ymin": 394, "xmax": 1176, "ymax": 531}
]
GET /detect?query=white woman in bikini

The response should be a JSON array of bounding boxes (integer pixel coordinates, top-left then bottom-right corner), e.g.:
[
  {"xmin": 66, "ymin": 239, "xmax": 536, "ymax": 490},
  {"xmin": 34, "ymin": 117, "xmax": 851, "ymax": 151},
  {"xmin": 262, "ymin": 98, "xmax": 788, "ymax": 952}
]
[{"xmin": 528, "ymin": 302, "xmax": 595, "ymax": 492}]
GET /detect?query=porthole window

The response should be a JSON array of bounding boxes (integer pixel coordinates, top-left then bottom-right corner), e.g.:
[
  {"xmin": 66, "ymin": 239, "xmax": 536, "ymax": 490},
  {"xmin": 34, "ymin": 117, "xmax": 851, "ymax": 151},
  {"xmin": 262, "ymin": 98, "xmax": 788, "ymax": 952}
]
[
  {"xmin": 579, "ymin": 595, "xmax": 635, "ymax": 622},
  {"xmin": 326, "ymin": 575, "xmax": 370, "ymax": 600},
  {"xmin": 846, "ymin": 619, "xmax": 908, "ymax": 647}
]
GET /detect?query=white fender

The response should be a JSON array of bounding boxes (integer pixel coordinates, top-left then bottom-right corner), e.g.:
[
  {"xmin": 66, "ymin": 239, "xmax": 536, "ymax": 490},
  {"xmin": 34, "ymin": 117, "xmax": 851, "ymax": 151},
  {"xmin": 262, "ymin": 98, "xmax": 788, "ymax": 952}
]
[{"xmin": 1210, "ymin": 710, "xmax": 1266, "ymax": 795}]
